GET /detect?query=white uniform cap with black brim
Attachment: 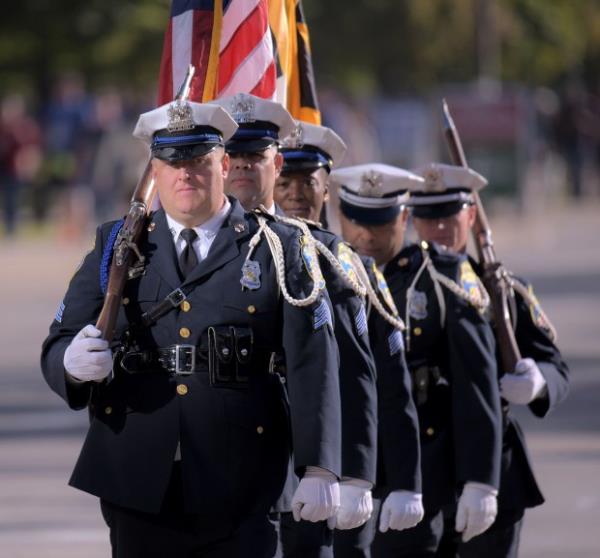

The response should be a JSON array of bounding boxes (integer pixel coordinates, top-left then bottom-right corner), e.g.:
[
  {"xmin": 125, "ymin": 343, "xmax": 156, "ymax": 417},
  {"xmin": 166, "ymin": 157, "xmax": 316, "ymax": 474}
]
[
  {"xmin": 209, "ymin": 93, "xmax": 295, "ymax": 154},
  {"xmin": 330, "ymin": 163, "xmax": 424, "ymax": 225},
  {"xmin": 409, "ymin": 162, "xmax": 488, "ymax": 219},
  {"xmin": 280, "ymin": 121, "xmax": 347, "ymax": 174},
  {"xmin": 133, "ymin": 100, "xmax": 238, "ymax": 163}
]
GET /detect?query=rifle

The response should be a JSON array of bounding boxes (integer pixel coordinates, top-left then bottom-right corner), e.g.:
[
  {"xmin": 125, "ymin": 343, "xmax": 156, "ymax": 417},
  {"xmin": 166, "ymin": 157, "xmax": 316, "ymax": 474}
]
[
  {"xmin": 441, "ymin": 99, "xmax": 521, "ymax": 372},
  {"xmin": 95, "ymin": 65, "xmax": 196, "ymax": 342}
]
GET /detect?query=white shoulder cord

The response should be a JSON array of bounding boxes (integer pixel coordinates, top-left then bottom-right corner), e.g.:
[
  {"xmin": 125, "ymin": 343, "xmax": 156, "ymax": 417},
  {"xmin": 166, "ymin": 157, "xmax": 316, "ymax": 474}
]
[
  {"xmin": 250, "ymin": 215, "xmax": 322, "ymax": 307},
  {"xmin": 350, "ymin": 253, "xmax": 406, "ymax": 332},
  {"xmin": 271, "ymin": 214, "xmax": 368, "ymax": 298},
  {"xmin": 506, "ymin": 273, "xmax": 558, "ymax": 342},
  {"xmin": 425, "ymin": 257, "xmax": 490, "ymax": 313},
  {"xmin": 404, "ymin": 254, "xmax": 432, "ymax": 352}
]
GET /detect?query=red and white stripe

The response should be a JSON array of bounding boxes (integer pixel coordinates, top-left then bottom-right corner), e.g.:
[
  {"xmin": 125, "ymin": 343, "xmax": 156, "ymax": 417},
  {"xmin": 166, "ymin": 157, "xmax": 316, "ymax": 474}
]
[{"xmin": 217, "ymin": 0, "xmax": 276, "ymax": 99}]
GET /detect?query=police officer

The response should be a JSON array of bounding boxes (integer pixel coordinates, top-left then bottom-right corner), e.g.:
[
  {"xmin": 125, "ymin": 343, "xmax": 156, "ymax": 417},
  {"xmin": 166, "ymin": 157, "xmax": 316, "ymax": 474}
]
[
  {"xmin": 276, "ymin": 134, "xmax": 425, "ymax": 558},
  {"xmin": 211, "ymin": 95, "xmax": 380, "ymax": 557},
  {"xmin": 332, "ymin": 163, "xmax": 503, "ymax": 557},
  {"xmin": 410, "ymin": 162, "xmax": 570, "ymax": 558},
  {"xmin": 41, "ymin": 99, "xmax": 343, "ymax": 558}
]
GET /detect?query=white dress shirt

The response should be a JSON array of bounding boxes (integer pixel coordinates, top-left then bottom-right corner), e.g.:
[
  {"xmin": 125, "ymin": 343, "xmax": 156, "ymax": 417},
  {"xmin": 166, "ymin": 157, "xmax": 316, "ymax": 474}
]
[{"xmin": 165, "ymin": 197, "xmax": 231, "ymax": 262}]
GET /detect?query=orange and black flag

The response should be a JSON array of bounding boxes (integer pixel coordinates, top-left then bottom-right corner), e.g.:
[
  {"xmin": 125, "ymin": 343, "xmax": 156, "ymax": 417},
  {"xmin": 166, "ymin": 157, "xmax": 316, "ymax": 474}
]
[{"xmin": 269, "ymin": 0, "xmax": 321, "ymax": 124}]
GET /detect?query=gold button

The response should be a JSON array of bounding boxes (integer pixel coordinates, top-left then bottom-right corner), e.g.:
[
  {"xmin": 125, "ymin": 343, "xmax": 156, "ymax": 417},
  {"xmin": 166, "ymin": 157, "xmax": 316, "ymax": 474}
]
[
  {"xmin": 122, "ymin": 297, "xmax": 129, "ymax": 305},
  {"xmin": 426, "ymin": 427, "xmax": 435, "ymax": 436},
  {"xmin": 247, "ymin": 305, "xmax": 256, "ymax": 314},
  {"xmin": 413, "ymin": 327, "xmax": 422, "ymax": 336},
  {"xmin": 398, "ymin": 257, "xmax": 409, "ymax": 267},
  {"xmin": 179, "ymin": 327, "xmax": 191, "ymax": 338},
  {"xmin": 176, "ymin": 384, "xmax": 188, "ymax": 396},
  {"xmin": 256, "ymin": 426, "xmax": 264, "ymax": 434},
  {"xmin": 180, "ymin": 301, "xmax": 191, "ymax": 312},
  {"xmin": 147, "ymin": 222, "xmax": 156, "ymax": 232},
  {"xmin": 420, "ymin": 240, "xmax": 429, "ymax": 250},
  {"xmin": 104, "ymin": 406, "xmax": 113, "ymax": 415}
]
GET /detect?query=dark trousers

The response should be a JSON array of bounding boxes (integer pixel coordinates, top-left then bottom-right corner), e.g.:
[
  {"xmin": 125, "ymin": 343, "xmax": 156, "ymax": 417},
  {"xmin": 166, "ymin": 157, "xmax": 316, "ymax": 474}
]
[
  {"xmin": 100, "ymin": 464, "xmax": 278, "ymax": 558},
  {"xmin": 436, "ymin": 508, "xmax": 525, "ymax": 558},
  {"xmin": 271, "ymin": 511, "xmax": 333, "ymax": 558},
  {"xmin": 334, "ymin": 498, "xmax": 381, "ymax": 558},
  {"xmin": 371, "ymin": 508, "xmax": 445, "ymax": 558}
]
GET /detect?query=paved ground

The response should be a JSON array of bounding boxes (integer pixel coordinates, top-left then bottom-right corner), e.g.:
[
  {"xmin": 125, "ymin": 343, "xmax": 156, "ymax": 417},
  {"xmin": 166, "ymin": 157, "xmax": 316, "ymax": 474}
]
[{"xmin": 0, "ymin": 201, "xmax": 599, "ymax": 557}]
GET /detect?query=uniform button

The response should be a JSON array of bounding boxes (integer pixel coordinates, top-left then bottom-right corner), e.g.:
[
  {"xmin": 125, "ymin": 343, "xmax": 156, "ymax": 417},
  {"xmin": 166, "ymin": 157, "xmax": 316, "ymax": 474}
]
[
  {"xmin": 420, "ymin": 240, "xmax": 429, "ymax": 250},
  {"xmin": 147, "ymin": 222, "xmax": 156, "ymax": 232},
  {"xmin": 426, "ymin": 427, "xmax": 435, "ymax": 436},
  {"xmin": 398, "ymin": 257, "xmax": 409, "ymax": 267},
  {"xmin": 256, "ymin": 426, "xmax": 264, "ymax": 435},
  {"xmin": 413, "ymin": 327, "xmax": 422, "ymax": 336},
  {"xmin": 176, "ymin": 384, "xmax": 188, "ymax": 396},
  {"xmin": 104, "ymin": 406, "xmax": 113, "ymax": 415},
  {"xmin": 179, "ymin": 327, "xmax": 191, "ymax": 338},
  {"xmin": 180, "ymin": 301, "xmax": 191, "ymax": 312},
  {"xmin": 247, "ymin": 305, "xmax": 256, "ymax": 314},
  {"xmin": 122, "ymin": 297, "xmax": 129, "ymax": 305}
]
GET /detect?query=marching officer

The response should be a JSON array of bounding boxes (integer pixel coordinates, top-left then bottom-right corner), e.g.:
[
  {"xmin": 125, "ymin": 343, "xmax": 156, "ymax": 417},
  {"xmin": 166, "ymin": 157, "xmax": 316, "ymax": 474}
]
[
  {"xmin": 410, "ymin": 162, "xmax": 570, "ymax": 558},
  {"xmin": 275, "ymin": 129, "xmax": 425, "ymax": 558},
  {"xmin": 41, "ymin": 99, "xmax": 343, "ymax": 558},
  {"xmin": 332, "ymin": 163, "xmax": 503, "ymax": 557},
  {"xmin": 211, "ymin": 94, "xmax": 381, "ymax": 557}
]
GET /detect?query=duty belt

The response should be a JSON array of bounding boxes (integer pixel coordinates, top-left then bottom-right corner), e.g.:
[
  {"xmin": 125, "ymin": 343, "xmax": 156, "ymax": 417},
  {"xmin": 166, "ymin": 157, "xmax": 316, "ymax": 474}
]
[{"xmin": 120, "ymin": 344, "xmax": 208, "ymax": 376}]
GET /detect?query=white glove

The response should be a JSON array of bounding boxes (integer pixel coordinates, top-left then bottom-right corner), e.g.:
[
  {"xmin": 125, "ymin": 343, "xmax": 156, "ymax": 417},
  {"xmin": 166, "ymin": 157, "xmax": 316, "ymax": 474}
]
[
  {"xmin": 63, "ymin": 325, "xmax": 113, "ymax": 383},
  {"xmin": 291, "ymin": 466, "xmax": 340, "ymax": 523},
  {"xmin": 500, "ymin": 357, "xmax": 547, "ymax": 405},
  {"xmin": 455, "ymin": 482, "xmax": 498, "ymax": 542},
  {"xmin": 379, "ymin": 490, "xmax": 424, "ymax": 532},
  {"xmin": 328, "ymin": 478, "xmax": 373, "ymax": 530}
]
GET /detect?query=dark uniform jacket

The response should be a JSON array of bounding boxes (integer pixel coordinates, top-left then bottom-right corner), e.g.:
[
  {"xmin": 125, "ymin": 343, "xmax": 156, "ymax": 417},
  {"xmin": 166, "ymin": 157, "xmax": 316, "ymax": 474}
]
[
  {"xmin": 41, "ymin": 199, "xmax": 342, "ymax": 535},
  {"xmin": 272, "ymin": 221, "xmax": 379, "ymax": 513},
  {"xmin": 384, "ymin": 243, "xmax": 502, "ymax": 511},
  {"xmin": 362, "ymin": 256, "xmax": 422, "ymax": 498},
  {"xmin": 471, "ymin": 260, "xmax": 570, "ymax": 511}
]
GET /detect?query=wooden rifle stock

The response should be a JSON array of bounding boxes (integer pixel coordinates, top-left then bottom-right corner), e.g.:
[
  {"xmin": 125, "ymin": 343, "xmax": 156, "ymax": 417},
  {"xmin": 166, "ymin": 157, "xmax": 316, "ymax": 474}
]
[
  {"xmin": 96, "ymin": 65, "xmax": 196, "ymax": 342},
  {"xmin": 441, "ymin": 100, "xmax": 521, "ymax": 372}
]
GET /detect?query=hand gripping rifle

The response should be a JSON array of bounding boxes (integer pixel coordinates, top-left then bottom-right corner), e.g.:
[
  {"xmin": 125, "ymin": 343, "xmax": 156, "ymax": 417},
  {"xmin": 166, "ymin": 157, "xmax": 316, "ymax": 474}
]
[
  {"xmin": 441, "ymin": 99, "xmax": 521, "ymax": 372},
  {"xmin": 95, "ymin": 66, "xmax": 196, "ymax": 342}
]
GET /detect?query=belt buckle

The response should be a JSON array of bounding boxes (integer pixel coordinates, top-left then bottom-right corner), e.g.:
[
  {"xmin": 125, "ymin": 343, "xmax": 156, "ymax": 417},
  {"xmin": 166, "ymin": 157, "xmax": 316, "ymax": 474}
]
[{"xmin": 174, "ymin": 344, "xmax": 195, "ymax": 375}]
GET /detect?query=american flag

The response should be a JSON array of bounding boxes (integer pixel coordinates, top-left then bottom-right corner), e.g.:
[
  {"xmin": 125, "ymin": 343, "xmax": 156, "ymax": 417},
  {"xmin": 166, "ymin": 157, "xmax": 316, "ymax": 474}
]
[{"xmin": 158, "ymin": 0, "xmax": 320, "ymax": 124}]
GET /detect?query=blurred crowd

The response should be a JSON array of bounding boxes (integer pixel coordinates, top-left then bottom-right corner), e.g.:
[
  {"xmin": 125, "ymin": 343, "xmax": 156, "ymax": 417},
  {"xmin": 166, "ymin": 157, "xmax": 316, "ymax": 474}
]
[{"xmin": 1, "ymin": 74, "xmax": 599, "ymax": 240}]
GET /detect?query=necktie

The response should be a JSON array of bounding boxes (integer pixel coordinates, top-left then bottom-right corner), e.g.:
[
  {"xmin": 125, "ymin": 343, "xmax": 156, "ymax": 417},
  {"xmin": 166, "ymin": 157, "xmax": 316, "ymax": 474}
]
[{"xmin": 179, "ymin": 228, "xmax": 199, "ymax": 279}]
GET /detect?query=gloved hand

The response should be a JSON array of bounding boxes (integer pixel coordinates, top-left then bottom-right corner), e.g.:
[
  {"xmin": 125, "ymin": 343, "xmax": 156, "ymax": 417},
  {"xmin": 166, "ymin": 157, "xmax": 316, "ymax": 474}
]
[
  {"xmin": 291, "ymin": 466, "xmax": 340, "ymax": 523},
  {"xmin": 455, "ymin": 482, "xmax": 498, "ymax": 542},
  {"xmin": 63, "ymin": 325, "xmax": 113, "ymax": 383},
  {"xmin": 327, "ymin": 478, "xmax": 373, "ymax": 530},
  {"xmin": 500, "ymin": 357, "xmax": 547, "ymax": 404},
  {"xmin": 379, "ymin": 490, "xmax": 424, "ymax": 532}
]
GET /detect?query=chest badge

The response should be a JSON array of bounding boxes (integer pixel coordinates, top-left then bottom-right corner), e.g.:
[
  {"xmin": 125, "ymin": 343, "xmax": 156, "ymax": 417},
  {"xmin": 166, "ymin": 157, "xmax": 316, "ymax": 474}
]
[
  {"xmin": 409, "ymin": 290, "xmax": 428, "ymax": 320},
  {"xmin": 240, "ymin": 260, "xmax": 261, "ymax": 290}
]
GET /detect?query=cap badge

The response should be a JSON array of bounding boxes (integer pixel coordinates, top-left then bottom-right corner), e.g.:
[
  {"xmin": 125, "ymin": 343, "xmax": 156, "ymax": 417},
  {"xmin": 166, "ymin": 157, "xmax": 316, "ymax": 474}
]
[
  {"xmin": 423, "ymin": 167, "xmax": 444, "ymax": 191},
  {"xmin": 230, "ymin": 93, "xmax": 256, "ymax": 123},
  {"xmin": 283, "ymin": 122, "xmax": 304, "ymax": 148},
  {"xmin": 359, "ymin": 170, "xmax": 384, "ymax": 197},
  {"xmin": 166, "ymin": 100, "xmax": 195, "ymax": 132}
]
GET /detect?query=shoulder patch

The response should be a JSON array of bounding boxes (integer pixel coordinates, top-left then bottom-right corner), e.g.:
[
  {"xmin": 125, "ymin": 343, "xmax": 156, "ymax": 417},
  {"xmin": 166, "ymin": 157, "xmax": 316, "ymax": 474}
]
[
  {"xmin": 301, "ymin": 235, "xmax": 326, "ymax": 291},
  {"xmin": 337, "ymin": 242, "xmax": 360, "ymax": 286},
  {"xmin": 527, "ymin": 284, "xmax": 555, "ymax": 339},
  {"xmin": 460, "ymin": 260, "xmax": 485, "ymax": 308},
  {"xmin": 372, "ymin": 262, "xmax": 399, "ymax": 316}
]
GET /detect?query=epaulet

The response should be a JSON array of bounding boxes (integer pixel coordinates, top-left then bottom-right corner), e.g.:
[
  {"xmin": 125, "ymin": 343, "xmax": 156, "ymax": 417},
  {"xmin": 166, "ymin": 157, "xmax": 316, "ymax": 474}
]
[{"xmin": 508, "ymin": 273, "xmax": 558, "ymax": 342}]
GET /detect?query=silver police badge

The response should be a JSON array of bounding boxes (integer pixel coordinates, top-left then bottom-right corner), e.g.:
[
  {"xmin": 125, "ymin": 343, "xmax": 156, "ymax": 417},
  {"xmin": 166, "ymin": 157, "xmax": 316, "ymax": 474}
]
[
  {"xmin": 423, "ymin": 166, "xmax": 444, "ymax": 192},
  {"xmin": 240, "ymin": 260, "xmax": 261, "ymax": 290},
  {"xmin": 167, "ymin": 100, "xmax": 195, "ymax": 132},
  {"xmin": 230, "ymin": 93, "xmax": 256, "ymax": 123},
  {"xmin": 358, "ymin": 170, "xmax": 384, "ymax": 197},
  {"xmin": 408, "ymin": 290, "xmax": 428, "ymax": 320},
  {"xmin": 282, "ymin": 122, "xmax": 304, "ymax": 148}
]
